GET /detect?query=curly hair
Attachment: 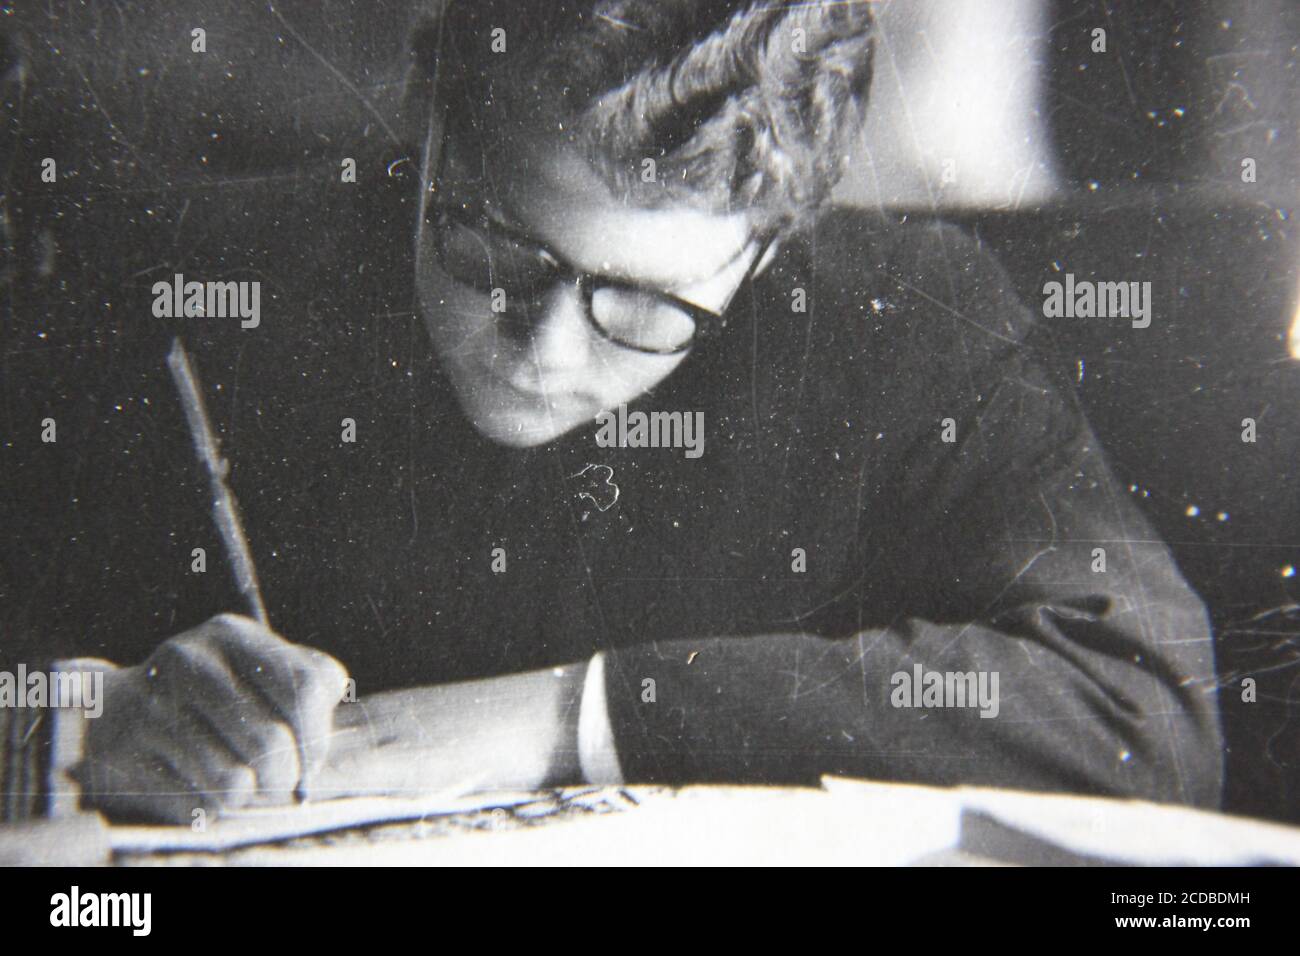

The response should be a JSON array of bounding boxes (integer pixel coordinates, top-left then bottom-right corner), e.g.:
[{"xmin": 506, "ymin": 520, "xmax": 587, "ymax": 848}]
[{"xmin": 409, "ymin": 0, "xmax": 876, "ymax": 231}]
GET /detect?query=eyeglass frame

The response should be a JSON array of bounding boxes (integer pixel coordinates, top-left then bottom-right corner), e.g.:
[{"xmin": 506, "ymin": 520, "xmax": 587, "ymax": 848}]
[{"xmin": 423, "ymin": 146, "xmax": 776, "ymax": 356}]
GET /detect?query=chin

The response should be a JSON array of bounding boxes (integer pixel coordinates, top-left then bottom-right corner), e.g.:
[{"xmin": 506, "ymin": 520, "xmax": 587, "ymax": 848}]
[{"xmin": 461, "ymin": 393, "xmax": 590, "ymax": 448}]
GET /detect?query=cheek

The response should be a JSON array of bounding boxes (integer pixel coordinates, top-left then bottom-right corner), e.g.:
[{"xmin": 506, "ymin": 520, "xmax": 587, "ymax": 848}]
[
  {"xmin": 588, "ymin": 354, "xmax": 688, "ymax": 408},
  {"xmin": 416, "ymin": 256, "xmax": 494, "ymax": 356}
]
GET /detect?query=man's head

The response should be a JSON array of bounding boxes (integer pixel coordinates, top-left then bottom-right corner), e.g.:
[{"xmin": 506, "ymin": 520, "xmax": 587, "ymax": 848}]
[{"xmin": 410, "ymin": 0, "xmax": 875, "ymax": 446}]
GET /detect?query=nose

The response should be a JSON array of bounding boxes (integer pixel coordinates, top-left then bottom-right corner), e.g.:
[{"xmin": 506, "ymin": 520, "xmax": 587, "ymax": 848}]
[{"xmin": 518, "ymin": 280, "xmax": 594, "ymax": 373}]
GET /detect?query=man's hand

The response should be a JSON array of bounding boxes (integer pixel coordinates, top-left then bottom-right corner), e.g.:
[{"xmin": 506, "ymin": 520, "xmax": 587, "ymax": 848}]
[{"xmin": 76, "ymin": 613, "xmax": 350, "ymax": 823}]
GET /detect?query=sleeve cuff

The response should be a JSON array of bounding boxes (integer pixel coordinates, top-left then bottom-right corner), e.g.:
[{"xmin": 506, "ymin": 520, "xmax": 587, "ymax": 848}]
[{"xmin": 577, "ymin": 651, "xmax": 624, "ymax": 786}]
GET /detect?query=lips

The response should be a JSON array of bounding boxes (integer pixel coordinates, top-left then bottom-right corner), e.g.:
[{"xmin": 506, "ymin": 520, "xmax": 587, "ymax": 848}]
[
  {"xmin": 480, "ymin": 362, "xmax": 595, "ymax": 409},
  {"xmin": 499, "ymin": 375, "xmax": 549, "ymax": 400},
  {"xmin": 484, "ymin": 368, "xmax": 549, "ymax": 402}
]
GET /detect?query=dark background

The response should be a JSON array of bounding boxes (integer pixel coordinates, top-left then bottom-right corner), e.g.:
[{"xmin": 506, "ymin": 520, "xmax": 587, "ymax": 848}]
[{"xmin": 1, "ymin": 1, "xmax": 1297, "ymax": 820}]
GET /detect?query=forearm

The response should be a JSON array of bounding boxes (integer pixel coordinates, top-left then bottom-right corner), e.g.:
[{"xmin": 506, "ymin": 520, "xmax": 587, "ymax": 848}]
[
  {"xmin": 601, "ymin": 588, "xmax": 1223, "ymax": 805},
  {"xmin": 62, "ymin": 647, "xmax": 589, "ymax": 812},
  {"xmin": 314, "ymin": 662, "xmax": 587, "ymax": 799}
]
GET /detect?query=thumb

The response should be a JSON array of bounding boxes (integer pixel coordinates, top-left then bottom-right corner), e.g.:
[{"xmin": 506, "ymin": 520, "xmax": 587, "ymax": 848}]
[{"xmin": 290, "ymin": 651, "xmax": 351, "ymax": 802}]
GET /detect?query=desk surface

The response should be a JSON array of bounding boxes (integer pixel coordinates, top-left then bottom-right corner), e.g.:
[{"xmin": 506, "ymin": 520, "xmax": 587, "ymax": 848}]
[{"xmin": 95, "ymin": 779, "xmax": 1300, "ymax": 867}]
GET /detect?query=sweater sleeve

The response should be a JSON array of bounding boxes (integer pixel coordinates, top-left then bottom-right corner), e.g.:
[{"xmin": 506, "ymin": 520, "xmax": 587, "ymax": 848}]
[{"xmin": 601, "ymin": 220, "xmax": 1224, "ymax": 807}]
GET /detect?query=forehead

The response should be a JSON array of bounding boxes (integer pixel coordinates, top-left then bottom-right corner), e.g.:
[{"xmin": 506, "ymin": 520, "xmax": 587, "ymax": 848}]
[{"xmin": 437, "ymin": 137, "xmax": 753, "ymax": 288}]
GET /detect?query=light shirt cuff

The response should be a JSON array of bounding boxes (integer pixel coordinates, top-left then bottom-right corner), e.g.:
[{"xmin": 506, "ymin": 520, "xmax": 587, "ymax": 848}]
[{"xmin": 577, "ymin": 651, "xmax": 624, "ymax": 785}]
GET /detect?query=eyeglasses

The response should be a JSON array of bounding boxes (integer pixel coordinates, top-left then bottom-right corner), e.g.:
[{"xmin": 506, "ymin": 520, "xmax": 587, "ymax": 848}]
[{"xmin": 424, "ymin": 191, "xmax": 771, "ymax": 356}]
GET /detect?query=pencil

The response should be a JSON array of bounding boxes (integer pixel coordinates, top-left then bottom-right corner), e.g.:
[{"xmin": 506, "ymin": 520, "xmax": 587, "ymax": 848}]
[{"xmin": 166, "ymin": 337, "xmax": 270, "ymax": 627}]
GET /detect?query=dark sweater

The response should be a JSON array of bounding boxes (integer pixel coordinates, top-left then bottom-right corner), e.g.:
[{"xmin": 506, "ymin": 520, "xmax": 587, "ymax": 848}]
[{"xmin": 0, "ymin": 205, "xmax": 1223, "ymax": 808}]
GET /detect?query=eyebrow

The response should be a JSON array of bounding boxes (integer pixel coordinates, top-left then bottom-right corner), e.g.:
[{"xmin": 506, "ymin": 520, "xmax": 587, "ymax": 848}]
[
  {"xmin": 435, "ymin": 144, "xmax": 754, "ymax": 293},
  {"xmin": 477, "ymin": 196, "xmax": 754, "ymax": 294}
]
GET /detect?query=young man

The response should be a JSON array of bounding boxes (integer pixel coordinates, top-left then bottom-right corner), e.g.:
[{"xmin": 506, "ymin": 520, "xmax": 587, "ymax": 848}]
[{"xmin": 53, "ymin": 0, "xmax": 1221, "ymax": 821}]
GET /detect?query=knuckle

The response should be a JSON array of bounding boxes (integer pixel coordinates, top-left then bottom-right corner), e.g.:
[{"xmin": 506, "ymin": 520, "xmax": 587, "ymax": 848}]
[
  {"xmin": 209, "ymin": 612, "xmax": 274, "ymax": 645},
  {"xmin": 296, "ymin": 651, "xmax": 347, "ymax": 695},
  {"xmin": 210, "ymin": 611, "xmax": 251, "ymax": 632},
  {"xmin": 150, "ymin": 637, "xmax": 200, "ymax": 674}
]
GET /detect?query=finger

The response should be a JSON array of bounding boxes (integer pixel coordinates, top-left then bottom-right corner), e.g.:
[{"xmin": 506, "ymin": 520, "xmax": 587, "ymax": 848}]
[
  {"xmin": 78, "ymin": 736, "xmax": 255, "ymax": 825},
  {"xmin": 203, "ymin": 616, "xmax": 349, "ymax": 796},
  {"xmin": 77, "ymin": 652, "xmax": 258, "ymax": 823},
  {"xmin": 79, "ymin": 748, "xmax": 197, "ymax": 825},
  {"xmin": 158, "ymin": 643, "xmax": 302, "ymax": 800},
  {"xmin": 142, "ymin": 739, "xmax": 258, "ymax": 820},
  {"xmin": 85, "ymin": 733, "xmax": 257, "ymax": 823},
  {"xmin": 135, "ymin": 704, "xmax": 260, "ymax": 813},
  {"xmin": 76, "ymin": 676, "xmax": 196, "ymax": 823}
]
